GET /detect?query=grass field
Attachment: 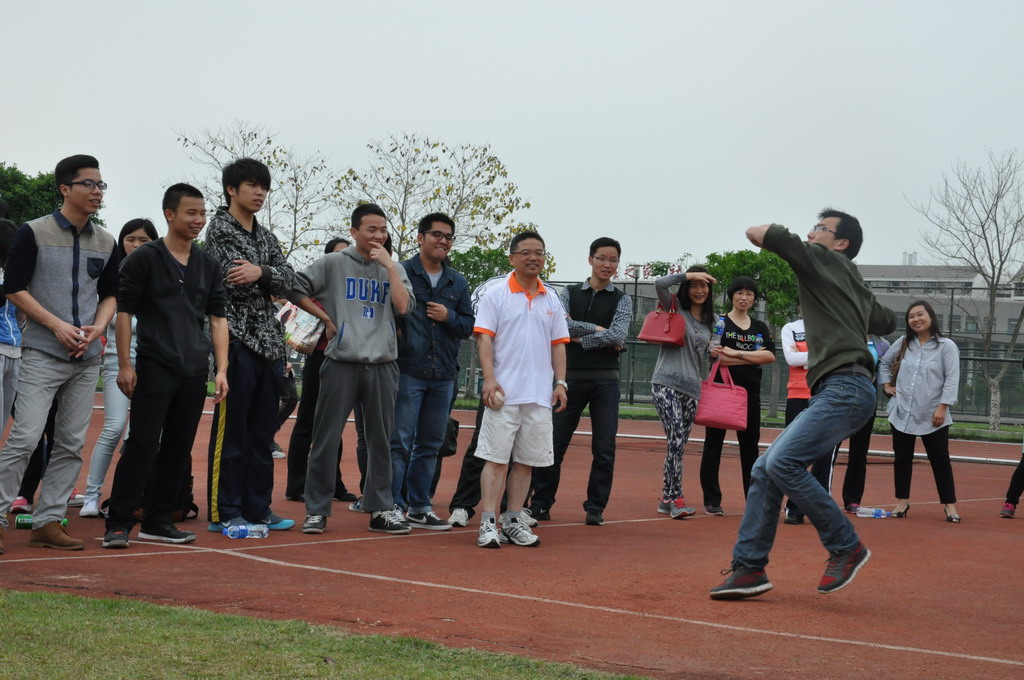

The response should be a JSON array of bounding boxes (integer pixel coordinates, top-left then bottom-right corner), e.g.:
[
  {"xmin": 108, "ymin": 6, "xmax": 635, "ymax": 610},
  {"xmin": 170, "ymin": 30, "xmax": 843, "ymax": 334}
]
[{"xmin": 0, "ymin": 590, "xmax": 640, "ymax": 680}]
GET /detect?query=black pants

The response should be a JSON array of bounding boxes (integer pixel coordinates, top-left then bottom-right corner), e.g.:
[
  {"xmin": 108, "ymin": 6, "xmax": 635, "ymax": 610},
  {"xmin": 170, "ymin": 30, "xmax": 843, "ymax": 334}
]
[
  {"xmin": 783, "ymin": 398, "xmax": 835, "ymax": 518},
  {"xmin": 700, "ymin": 383, "xmax": 761, "ymax": 507},
  {"xmin": 207, "ymin": 342, "xmax": 280, "ymax": 523},
  {"xmin": 892, "ymin": 425, "xmax": 956, "ymax": 504},
  {"xmin": 531, "ymin": 378, "xmax": 619, "ymax": 514},
  {"xmin": 1005, "ymin": 451, "xmax": 1024, "ymax": 505},
  {"xmin": 106, "ymin": 358, "xmax": 206, "ymax": 529},
  {"xmin": 447, "ymin": 399, "xmax": 487, "ymax": 519},
  {"xmin": 285, "ymin": 349, "xmax": 350, "ymax": 499},
  {"xmin": 840, "ymin": 415, "xmax": 875, "ymax": 506},
  {"xmin": 276, "ymin": 372, "xmax": 298, "ymax": 430}
]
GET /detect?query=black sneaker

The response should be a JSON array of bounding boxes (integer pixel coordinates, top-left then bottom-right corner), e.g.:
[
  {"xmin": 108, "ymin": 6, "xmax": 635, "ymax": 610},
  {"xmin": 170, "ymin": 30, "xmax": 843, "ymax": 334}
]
[
  {"xmin": 334, "ymin": 490, "xmax": 358, "ymax": 502},
  {"xmin": 101, "ymin": 527, "xmax": 130, "ymax": 549},
  {"xmin": 818, "ymin": 541, "xmax": 871, "ymax": 594},
  {"xmin": 709, "ymin": 565, "xmax": 773, "ymax": 600},
  {"xmin": 407, "ymin": 511, "xmax": 452, "ymax": 531},
  {"xmin": 784, "ymin": 513, "xmax": 804, "ymax": 525},
  {"xmin": 369, "ymin": 509, "xmax": 411, "ymax": 535},
  {"xmin": 302, "ymin": 515, "xmax": 326, "ymax": 534},
  {"xmin": 137, "ymin": 523, "xmax": 196, "ymax": 544},
  {"xmin": 585, "ymin": 511, "xmax": 604, "ymax": 526},
  {"xmin": 528, "ymin": 506, "xmax": 550, "ymax": 521}
]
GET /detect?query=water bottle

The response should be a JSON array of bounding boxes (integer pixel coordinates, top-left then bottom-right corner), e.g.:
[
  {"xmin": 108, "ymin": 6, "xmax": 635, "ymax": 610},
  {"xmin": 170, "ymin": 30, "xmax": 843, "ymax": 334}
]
[
  {"xmin": 754, "ymin": 333, "xmax": 764, "ymax": 351},
  {"xmin": 855, "ymin": 507, "xmax": 890, "ymax": 518},
  {"xmin": 223, "ymin": 523, "xmax": 270, "ymax": 539},
  {"xmin": 709, "ymin": 316, "xmax": 725, "ymax": 350},
  {"xmin": 14, "ymin": 515, "xmax": 69, "ymax": 529}
]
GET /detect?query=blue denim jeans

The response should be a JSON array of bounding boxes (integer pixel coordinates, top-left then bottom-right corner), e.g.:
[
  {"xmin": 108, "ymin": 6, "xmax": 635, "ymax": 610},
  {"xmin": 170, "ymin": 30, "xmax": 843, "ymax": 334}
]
[
  {"xmin": 85, "ymin": 353, "xmax": 130, "ymax": 498},
  {"xmin": 390, "ymin": 374, "xmax": 454, "ymax": 512},
  {"xmin": 733, "ymin": 373, "xmax": 876, "ymax": 569}
]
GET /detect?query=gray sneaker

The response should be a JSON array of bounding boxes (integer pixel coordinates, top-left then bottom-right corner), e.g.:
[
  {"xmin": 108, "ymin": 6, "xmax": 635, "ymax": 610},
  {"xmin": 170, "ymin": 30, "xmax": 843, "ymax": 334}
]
[
  {"xmin": 657, "ymin": 498, "xmax": 672, "ymax": 514},
  {"xmin": 302, "ymin": 515, "xmax": 326, "ymax": 534},
  {"xmin": 501, "ymin": 517, "xmax": 541, "ymax": 547},
  {"xmin": 669, "ymin": 499, "xmax": 696, "ymax": 519}
]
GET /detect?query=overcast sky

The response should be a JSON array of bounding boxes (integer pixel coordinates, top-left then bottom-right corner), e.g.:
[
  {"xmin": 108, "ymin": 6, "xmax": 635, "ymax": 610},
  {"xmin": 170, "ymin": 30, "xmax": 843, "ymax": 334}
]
[{"xmin": 6, "ymin": 1, "xmax": 1024, "ymax": 281}]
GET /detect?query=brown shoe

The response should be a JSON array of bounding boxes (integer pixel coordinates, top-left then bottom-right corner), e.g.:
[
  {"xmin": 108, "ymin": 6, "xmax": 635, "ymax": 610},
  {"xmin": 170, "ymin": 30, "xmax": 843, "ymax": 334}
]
[
  {"xmin": 29, "ymin": 521, "xmax": 85, "ymax": 551},
  {"xmin": 0, "ymin": 525, "xmax": 7, "ymax": 554}
]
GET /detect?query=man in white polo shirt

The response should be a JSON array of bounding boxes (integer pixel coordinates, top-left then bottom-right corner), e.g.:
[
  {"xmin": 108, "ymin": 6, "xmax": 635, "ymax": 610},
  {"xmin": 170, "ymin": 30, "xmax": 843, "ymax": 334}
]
[{"xmin": 473, "ymin": 231, "xmax": 569, "ymax": 548}]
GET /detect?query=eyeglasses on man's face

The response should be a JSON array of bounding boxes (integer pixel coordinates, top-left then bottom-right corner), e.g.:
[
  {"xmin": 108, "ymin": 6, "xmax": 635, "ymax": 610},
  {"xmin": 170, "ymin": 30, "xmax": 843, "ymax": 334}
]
[
  {"xmin": 592, "ymin": 255, "xmax": 619, "ymax": 265},
  {"xmin": 425, "ymin": 230, "xmax": 455, "ymax": 242},
  {"xmin": 811, "ymin": 224, "xmax": 837, "ymax": 235},
  {"xmin": 68, "ymin": 180, "xmax": 108, "ymax": 191},
  {"xmin": 512, "ymin": 249, "xmax": 547, "ymax": 258}
]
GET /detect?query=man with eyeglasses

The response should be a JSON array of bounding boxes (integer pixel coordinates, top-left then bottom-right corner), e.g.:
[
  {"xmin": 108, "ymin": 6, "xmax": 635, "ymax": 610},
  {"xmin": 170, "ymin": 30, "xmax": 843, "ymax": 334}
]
[
  {"xmin": 473, "ymin": 231, "xmax": 569, "ymax": 548},
  {"xmin": 388, "ymin": 213, "xmax": 473, "ymax": 530},
  {"xmin": 290, "ymin": 203, "xmax": 414, "ymax": 535},
  {"xmin": 0, "ymin": 155, "xmax": 119, "ymax": 553},
  {"xmin": 529, "ymin": 237, "xmax": 631, "ymax": 526}
]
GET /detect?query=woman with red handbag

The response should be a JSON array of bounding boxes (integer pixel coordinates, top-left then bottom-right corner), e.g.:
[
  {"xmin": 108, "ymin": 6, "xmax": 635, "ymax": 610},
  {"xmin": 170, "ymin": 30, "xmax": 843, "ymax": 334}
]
[
  {"xmin": 651, "ymin": 266, "xmax": 717, "ymax": 519},
  {"xmin": 699, "ymin": 277, "xmax": 776, "ymax": 516}
]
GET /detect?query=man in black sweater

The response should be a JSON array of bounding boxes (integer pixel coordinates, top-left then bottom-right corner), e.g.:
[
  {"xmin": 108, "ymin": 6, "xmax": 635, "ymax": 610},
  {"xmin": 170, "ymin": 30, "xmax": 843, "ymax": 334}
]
[
  {"xmin": 529, "ymin": 237, "xmax": 632, "ymax": 526},
  {"xmin": 102, "ymin": 184, "xmax": 229, "ymax": 549}
]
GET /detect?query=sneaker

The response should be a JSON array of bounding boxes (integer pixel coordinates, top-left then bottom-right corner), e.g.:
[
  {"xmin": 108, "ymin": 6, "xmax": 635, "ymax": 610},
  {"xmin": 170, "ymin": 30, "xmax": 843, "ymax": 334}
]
[
  {"xmin": 844, "ymin": 503, "xmax": 861, "ymax": 515},
  {"xmin": 656, "ymin": 498, "xmax": 672, "ymax": 515},
  {"xmin": 79, "ymin": 494, "xmax": 102, "ymax": 518},
  {"xmin": 784, "ymin": 512, "xmax": 805, "ymax": 525},
  {"xmin": 348, "ymin": 496, "xmax": 367, "ymax": 513},
  {"xmin": 138, "ymin": 523, "xmax": 196, "ymax": 544},
  {"xmin": 334, "ymin": 490, "xmax": 358, "ymax": 502},
  {"xmin": 101, "ymin": 527, "xmax": 131, "ymax": 549},
  {"xmin": 407, "ymin": 511, "xmax": 452, "ymax": 531},
  {"xmin": 818, "ymin": 541, "xmax": 871, "ymax": 594},
  {"xmin": 10, "ymin": 496, "xmax": 32, "ymax": 515},
  {"xmin": 499, "ymin": 510, "xmax": 537, "ymax": 528},
  {"xmin": 709, "ymin": 565, "xmax": 773, "ymax": 600},
  {"xmin": 271, "ymin": 443, "xmax": 286, "ymax": 459},
  {"xmin": 1001, "ymin": 502, "xmax": 1016, "ymax": 518},
  {"xmin": 207, "ymin": 517, "xmax": 246, "ymax": 532},
  {"xmin": 254, "ymin": 513, "xmax": 294, "ymax": 531},
  {"xmin": 704, "ymin": 505, "xmax": 725, "ymax": 516},
  {"xmin": 286, "ymin": 494, "xmax": 305, "ymax": 502},
  {"xmin": 670, "ymin": 498, "xmax": 696, "ymax": 519},
  {"xmin": 527, "ymin": 506, "xmax": 550, "ymax": 521},
  {"xmin": 477, "ymin": 519, "xmax": 501, "ymax": 548},
  {"xmin": 29, "ymin": 521, "xmax": 84, "ymax": 550},
  {"xmin": 369, "ymin": 509, "xmax": 411, "ymax": 535},
  {"xmin": 501, "ymin": 517, "xmax": 541, "ymax": 547},
  {"xmin": 448, "ymin": 507, "xmax": 470, "ymax": 527},
  {"xmin": 302, "ymin": 515, "xmax": 327, "ymax": 533},
  {"xmin": 585, "ymin": 511, "xmax": 604, "ymax": 526},
  {"xmin": 67, "ymin": 488, "xmax": 86, "ymax": 507}
]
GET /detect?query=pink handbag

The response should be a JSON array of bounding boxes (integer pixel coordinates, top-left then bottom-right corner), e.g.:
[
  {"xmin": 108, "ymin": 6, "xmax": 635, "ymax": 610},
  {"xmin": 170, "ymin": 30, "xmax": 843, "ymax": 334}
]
[
  {"xmin": 637, "ymin": 299, "xmax": 686, "ymax": 346},
  {"xmin": 694, "ymin": 360, "xmax": 748, "ymax": 431}
]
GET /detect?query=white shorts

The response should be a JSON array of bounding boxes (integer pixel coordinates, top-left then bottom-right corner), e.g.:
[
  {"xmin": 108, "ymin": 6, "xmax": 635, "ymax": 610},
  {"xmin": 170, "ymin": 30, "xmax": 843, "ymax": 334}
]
[{"xmin": 474, "ymin": 402, "xmax": 554, "ymax": 467}]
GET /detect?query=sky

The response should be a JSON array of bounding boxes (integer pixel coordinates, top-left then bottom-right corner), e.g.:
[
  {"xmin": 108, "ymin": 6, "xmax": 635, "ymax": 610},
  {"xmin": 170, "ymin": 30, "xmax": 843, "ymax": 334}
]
[{"xmin": 5, "ymin": 1, "xmax": 1024, "ymax": 282}]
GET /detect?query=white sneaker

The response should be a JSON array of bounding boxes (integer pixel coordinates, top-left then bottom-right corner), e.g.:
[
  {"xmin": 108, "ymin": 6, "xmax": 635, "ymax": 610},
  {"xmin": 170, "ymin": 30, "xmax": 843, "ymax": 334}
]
[
  {"xmin": 499, "ymin": 510, "xmax": 537, "ymax": 527},
  {"xmin": 501, "ymin": 517, "xmax": 541, "ymax": 547},
  {"xmin": 449, "ymin": 507, "xmax": 469, "ymax": 527},
  {"xmin": 79, "ymin": 494, "xmax": 102, "ymax": 518},
  {"xmin": 477, "ymin": 520, "xmax": 501, "ymax": 548}
]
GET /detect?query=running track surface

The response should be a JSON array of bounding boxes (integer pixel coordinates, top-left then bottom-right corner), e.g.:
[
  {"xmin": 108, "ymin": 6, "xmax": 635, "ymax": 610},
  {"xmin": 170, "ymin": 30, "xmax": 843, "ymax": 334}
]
[{"xmin": 2, "ymin": 403, "xmax": 1022, "ymax": 680}]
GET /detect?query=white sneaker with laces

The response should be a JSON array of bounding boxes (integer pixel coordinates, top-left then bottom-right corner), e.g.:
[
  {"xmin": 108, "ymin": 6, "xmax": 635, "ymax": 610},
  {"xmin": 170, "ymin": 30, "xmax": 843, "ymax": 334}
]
[
  {"xmin": 449, "ymin": 507, "xmax": 469, "ymax": 527},
  {"xmin": 500, "ymin": 510, "xmax": 537, "ymax": 527},
  {"xmin": 501, "ymin": 517, "xmax": 541, "ymax": 547},
  {"xmin": 79, "ymin": 494, "xmax": 102, "ymax": 518},
  {"xmin": 477, "ymin": 520, "xmax": 501, "ymax": 548}
]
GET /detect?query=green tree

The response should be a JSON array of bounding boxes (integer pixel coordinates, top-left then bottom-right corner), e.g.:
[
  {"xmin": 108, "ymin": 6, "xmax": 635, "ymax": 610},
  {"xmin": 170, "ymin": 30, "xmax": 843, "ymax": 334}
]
[
  {"xmin": 448, "ymin": 246, "xmax": 511, "ymax": 291},
  {"xmin": 704, "ymin": 249, "xmax": 799, "ymax": 327},
  {"xmin": 0, "ymin": 163, "xmax": 60, "ymax": 224},
  {"xmin": 335, "ymin": 133, "xmax": 534, "ymax": 261}
]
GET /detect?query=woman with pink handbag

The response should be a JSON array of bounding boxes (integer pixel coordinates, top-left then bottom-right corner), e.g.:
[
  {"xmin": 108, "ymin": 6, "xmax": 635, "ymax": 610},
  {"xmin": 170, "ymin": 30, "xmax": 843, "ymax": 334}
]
[
  {"xmin": 699, "ymin": 277, "xmax": 776, "ymax": 516},
  {"xmin": 651, "ymin": 266, "xmax": 717, "ymax": 519}
]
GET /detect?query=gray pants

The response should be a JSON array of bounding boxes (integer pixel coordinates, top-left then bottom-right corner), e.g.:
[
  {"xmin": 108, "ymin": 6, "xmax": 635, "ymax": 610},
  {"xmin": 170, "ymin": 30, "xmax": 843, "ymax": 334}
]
[
  {"xmin": 305, "ymin": 359, "xmax": 398, "ymax": 516},
  {"xmin": 0, "ymin": 348, "xmax": 99, "ymax": 529}
]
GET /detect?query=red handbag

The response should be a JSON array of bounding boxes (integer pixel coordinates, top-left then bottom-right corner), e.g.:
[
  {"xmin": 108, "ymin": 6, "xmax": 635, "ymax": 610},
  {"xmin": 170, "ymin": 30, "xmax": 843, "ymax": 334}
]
[
  {"xmin": 638, "ymin": 300, "xmax": 687, "ymax": 346},
  {"xmin": 694, "ymin": 360, "xmax": 748, "ymax": 431}
]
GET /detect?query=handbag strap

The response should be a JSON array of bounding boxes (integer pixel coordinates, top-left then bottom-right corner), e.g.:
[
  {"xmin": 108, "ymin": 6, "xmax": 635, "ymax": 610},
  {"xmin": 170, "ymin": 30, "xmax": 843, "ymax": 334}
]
[{"xmin": 706, "ymin": 359, "xmax": 736, "ymax": 387}]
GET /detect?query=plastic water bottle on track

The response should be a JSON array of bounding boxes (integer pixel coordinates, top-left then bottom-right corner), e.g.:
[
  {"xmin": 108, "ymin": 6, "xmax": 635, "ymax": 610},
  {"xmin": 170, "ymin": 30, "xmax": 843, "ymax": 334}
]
[
  {"xmin": 223, "ymin": 524, "xmax": 270, "ymax": 538},
  {"xmin": 709, "ymin": 316, "xmax": 725, "ymax": 351},
  {"xmin": 855, "ymin": 507, "xmax": 890, "ymax": 518}
]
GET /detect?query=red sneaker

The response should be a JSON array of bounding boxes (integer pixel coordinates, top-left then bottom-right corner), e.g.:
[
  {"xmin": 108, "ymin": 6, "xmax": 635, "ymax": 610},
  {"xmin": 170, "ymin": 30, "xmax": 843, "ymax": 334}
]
[{"xmin": 818, "ymin": 541, "xmax": 871, "ymax": 594}]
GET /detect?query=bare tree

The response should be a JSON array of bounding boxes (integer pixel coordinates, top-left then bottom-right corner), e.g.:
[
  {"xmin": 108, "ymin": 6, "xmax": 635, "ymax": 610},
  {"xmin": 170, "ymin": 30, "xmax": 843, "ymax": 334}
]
[
  {"xmin": 334, "ymin": 133, "xmax": 533, "ymax": 261},
  {"xmin": 176, "ymin": 121, "xmax": 340, "ymax": 265},
  {"xmin": 915, "ymin": 149, "xmax": 1024, "ymax": 429}
]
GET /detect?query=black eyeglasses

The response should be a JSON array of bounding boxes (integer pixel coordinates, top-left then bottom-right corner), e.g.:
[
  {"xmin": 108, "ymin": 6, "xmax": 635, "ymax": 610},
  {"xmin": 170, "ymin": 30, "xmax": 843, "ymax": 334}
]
[
  {"xmin": 425, "ymin": 230, "xmax": 455, "ymax": 242},
  {"xmin": 811, "ymin": 224, "xmax": 837, "ymax": 235},
  {"xmin": 68, "ymin": 180, "xmax": 108, "ymax": 191}
]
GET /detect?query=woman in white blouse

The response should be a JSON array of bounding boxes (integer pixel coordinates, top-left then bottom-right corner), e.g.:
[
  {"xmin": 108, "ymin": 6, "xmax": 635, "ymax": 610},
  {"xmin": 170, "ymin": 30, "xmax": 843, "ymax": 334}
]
[{"xmin": 878, "ymin": 300, "xmax": 961, "ymax": 522}]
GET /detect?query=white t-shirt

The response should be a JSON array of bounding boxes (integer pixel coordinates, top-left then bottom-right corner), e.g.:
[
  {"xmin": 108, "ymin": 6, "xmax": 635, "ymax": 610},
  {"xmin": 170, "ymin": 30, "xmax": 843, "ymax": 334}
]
[{"xmin": 473, "ymin": 273, "xmax": 569, "ymax": 408}]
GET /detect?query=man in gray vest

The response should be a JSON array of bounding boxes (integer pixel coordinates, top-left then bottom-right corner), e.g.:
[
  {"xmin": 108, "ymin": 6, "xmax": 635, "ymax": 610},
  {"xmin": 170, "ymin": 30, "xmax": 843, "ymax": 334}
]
[
  {"xmin": 0, "ymin": 155, "xmax": 119, "ymax": 553},
  {"xmin": 529, "ymin": 237, "xmax": 632, "ymax": 526}
]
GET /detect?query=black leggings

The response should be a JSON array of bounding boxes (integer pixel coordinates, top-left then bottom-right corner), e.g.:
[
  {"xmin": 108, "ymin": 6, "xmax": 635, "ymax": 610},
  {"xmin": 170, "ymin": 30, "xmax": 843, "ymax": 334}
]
[
  {"xmin": 1004, "ymin": 451, "xmax": 1024, "ymax": 505},
  {"xmin": 700, "ymin": 384, "xmax": 761, "ymax": 507},
  {"xmin": 891, "ymin": 425, "xmax": 956, "ymax": 504}
]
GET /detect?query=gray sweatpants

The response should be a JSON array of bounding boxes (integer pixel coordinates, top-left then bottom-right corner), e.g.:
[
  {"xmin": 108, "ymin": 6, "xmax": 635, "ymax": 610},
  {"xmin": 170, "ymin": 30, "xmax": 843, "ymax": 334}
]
[
  {"xmin": 0, "ymin": 348, "xmax": 100, "ymax": 529},
  {"xmin": 305, "ymin": 359, "xmax": 399, "ymax": 516}
]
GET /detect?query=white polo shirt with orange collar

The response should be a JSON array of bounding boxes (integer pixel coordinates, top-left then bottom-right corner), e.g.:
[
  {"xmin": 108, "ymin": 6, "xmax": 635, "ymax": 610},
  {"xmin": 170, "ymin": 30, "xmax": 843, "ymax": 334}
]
[{"xmin": 473, "ymin": 273, "xmax": 570, "ymax": 408}]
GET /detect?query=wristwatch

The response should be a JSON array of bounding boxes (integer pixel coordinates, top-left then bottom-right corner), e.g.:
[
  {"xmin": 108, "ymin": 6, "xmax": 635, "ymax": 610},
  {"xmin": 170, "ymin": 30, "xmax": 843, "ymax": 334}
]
[{"xmin": 555, "ymin": 380, "xmax": 568, "ymax": 389}]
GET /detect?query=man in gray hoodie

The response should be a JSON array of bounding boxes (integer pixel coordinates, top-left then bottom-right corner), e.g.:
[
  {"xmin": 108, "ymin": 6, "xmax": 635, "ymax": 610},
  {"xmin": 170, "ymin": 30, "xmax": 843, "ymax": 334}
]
[{"xmin": 291, "ymin": 204, "xmax": 414, "ymax": 535}]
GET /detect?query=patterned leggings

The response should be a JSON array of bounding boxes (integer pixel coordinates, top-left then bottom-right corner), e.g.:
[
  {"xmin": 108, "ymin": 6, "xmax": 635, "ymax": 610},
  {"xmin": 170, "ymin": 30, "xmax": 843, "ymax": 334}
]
[{"xmin": 652, "ymin": 384, "xmax": 699, "ymax": 501}]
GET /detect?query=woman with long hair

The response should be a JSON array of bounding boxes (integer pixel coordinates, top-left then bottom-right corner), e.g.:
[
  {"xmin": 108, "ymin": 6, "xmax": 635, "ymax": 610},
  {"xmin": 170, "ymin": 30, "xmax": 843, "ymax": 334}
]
[
  {"xmin": 80, "ymin": 218, "xmax": 159, "ymax": 517},
  {"xmin": 878, "ymin": 300, "xmax": 961, "ymax": 522},
  {"xmin": 651, "ymin": 265, "xmax": 717, "ymax": 519}
]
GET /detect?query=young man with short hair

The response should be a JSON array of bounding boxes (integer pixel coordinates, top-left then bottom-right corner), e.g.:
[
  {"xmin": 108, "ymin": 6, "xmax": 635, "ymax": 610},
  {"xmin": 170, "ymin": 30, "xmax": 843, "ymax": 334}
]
[
  {"xmin": 710, "ymin": 209, "xmax": 896, "ymax": 600},
  {"xmin": 0, "ymin": 155, "xmax": 119, "ymax": 553},
  {"xmin": 530, "ymin": 237, "xmax": 631, "ymax": 526},
  {"xmin": 205, "ymin": 158, "xmax": 296, "ymax": 532},
  {"xmin": 290, "ymin": 203, "xmax": 414, "ymax": 535},
  {"xmin": 390, "ymin": 213, "xmax": 474, "ymax": 529},
  {"xmin": 103, "ymin": 184, "xmax": 229, "ymax": 548},
  {"xmin": 474, "ymin": 231, "xmax": 569, "ymax": 548}
]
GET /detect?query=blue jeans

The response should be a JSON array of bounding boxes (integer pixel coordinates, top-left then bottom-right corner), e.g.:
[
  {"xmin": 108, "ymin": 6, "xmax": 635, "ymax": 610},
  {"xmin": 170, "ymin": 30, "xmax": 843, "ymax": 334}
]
[
  {"xmin": 733, "ymin": 373, "xmax": 876, "ymax": 569},
  {"xmin": 389, "ymin": 374, "xmax": 453, "ymax": 512},
  {"xmin": 85, "ymin": 353, "xmax": 130, "ymax": 498}
]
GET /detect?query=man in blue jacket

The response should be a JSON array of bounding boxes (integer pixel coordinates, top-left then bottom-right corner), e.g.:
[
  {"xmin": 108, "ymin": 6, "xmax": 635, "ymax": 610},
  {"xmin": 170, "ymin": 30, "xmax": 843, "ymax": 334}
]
[{"xmin": 390, "ymin": 213, "xmax": 474, "ymax": 529}]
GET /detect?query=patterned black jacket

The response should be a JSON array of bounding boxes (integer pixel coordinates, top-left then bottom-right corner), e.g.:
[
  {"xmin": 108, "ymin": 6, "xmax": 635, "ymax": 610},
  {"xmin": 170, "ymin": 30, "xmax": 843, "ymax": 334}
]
[{"xmin": 203, "ymin": 207, "xmax": 295, "ymax": 361}]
